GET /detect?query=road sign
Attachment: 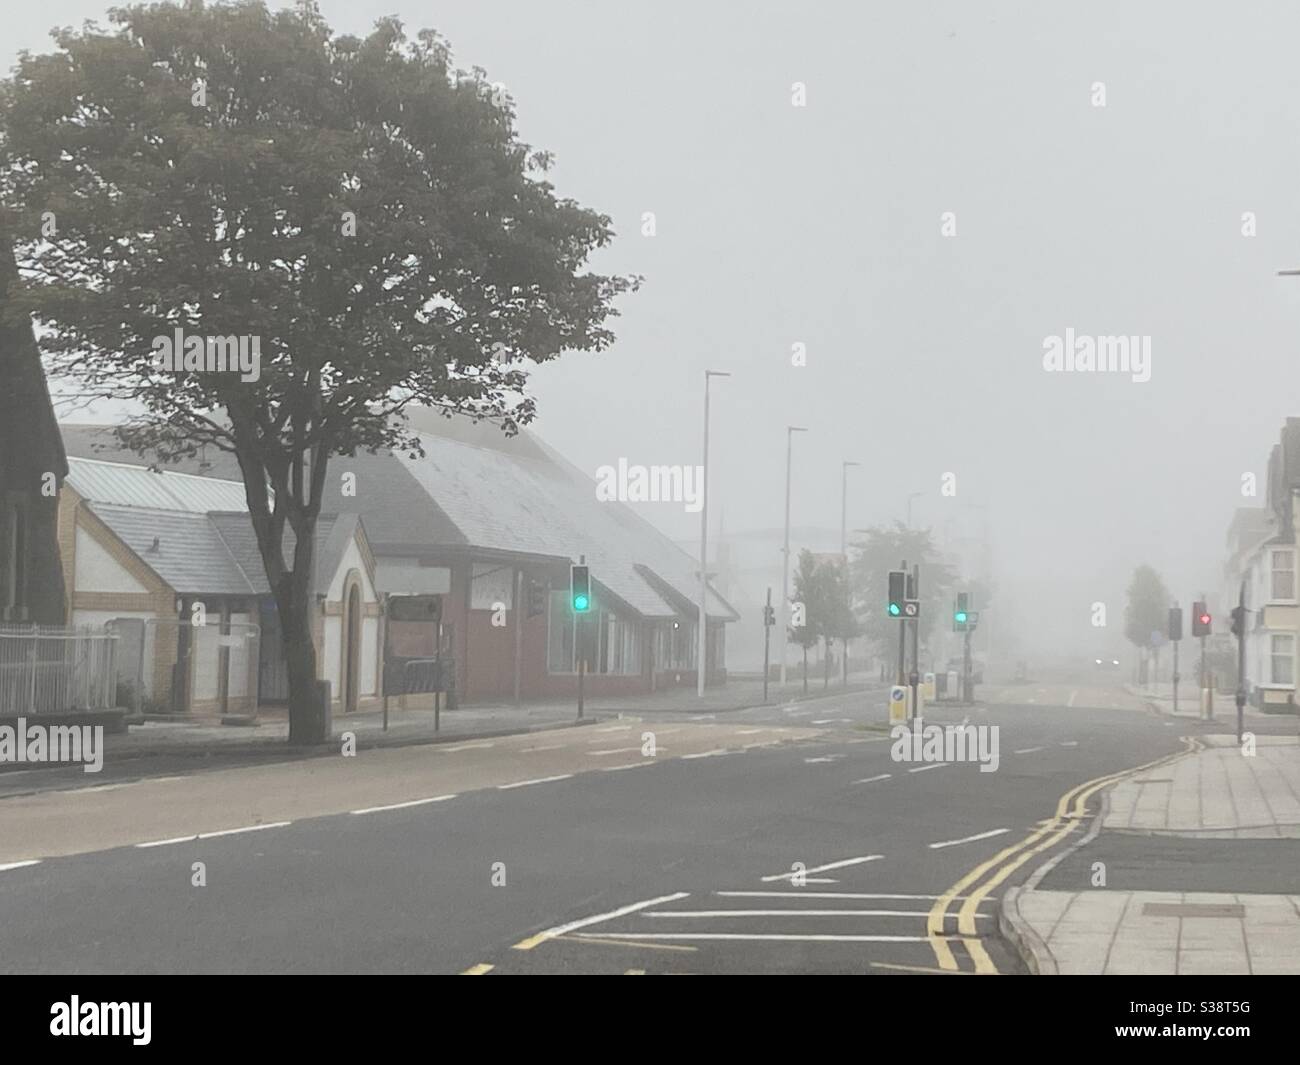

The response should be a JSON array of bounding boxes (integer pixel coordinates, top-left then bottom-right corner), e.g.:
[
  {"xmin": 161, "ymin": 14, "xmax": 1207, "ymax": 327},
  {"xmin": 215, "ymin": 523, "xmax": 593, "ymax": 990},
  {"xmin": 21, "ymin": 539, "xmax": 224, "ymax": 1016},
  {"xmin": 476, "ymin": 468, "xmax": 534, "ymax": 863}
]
[
  {"xmin": 903, "ymin": 599, "xmax": 920, "ymax": 618},
  {"xmin": 967, "ymin": 610, "xmax": 980, "ymax": 626},
  {"xmin": 889, "ymin": 685, "xmax": 908, "ymax": 724}
]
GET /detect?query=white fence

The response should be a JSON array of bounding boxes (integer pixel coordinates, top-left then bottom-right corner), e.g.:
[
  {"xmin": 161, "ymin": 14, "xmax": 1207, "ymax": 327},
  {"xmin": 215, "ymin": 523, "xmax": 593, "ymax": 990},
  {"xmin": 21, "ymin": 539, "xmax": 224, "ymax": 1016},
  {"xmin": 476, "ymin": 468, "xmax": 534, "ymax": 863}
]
[{"xmin": 0, "ymin": 625, "xmax": 119, "ymax": 714}]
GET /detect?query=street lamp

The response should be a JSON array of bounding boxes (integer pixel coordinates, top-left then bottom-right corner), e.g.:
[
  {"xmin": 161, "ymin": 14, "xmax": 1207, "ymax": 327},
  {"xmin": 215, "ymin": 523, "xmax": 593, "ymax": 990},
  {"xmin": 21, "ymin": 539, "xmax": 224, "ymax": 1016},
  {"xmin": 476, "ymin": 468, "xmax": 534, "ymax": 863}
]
[
  {"xmin": 780, "ymin": 425, "xmax": 808, "ymax": 687},
  {"xmin": 841, "ymin": 461, "xmax": 861, "ymax": 685},
  {"xmin": 697, "ymin": 370, "xmax": 730, "ymax": 697},
  {"xmin": 906, "ymin": 491, "xmax": 924, "ymax": 530}
]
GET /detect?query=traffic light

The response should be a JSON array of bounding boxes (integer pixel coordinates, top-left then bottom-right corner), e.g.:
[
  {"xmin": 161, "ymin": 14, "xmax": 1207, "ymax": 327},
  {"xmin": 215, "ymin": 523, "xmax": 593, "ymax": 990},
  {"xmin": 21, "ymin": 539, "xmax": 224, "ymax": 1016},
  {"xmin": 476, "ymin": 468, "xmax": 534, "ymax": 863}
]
[
  {"xmin": 527, "ymin": 579, "xmax": 547, "ymax": 618},
  {"xmin": 763, "ymin": 604, "xmax": 776, "ymax": 627},
  {"xmin": 1168, "ymin": 606, "xmax": 1182, "ymax": 642},
  {"xmin": 570, "ymin": 564, "xmax": 591, "ymax": 613},
  {"xmin": 1192, "ymin": 601, "xmax": 1210, "ymax": 636},
  {"xmin": 1230, "ymin": 605, "xmax": 1246, "ymax": 638},
  {"xmin": 887, "ymin": 571, "xmax": 905, "ymax": 617},
  {"xmin": 954, "ymin": 591, "xmax": 969, "ymax": 630}
]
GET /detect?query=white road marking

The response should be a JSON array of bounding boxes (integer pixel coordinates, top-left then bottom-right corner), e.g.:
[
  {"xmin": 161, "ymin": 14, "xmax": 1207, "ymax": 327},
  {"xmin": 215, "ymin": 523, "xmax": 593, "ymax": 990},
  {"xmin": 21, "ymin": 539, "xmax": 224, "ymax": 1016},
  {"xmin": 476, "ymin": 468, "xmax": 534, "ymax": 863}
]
[
  {"xmin": 718, "ymin": 891, "xmax": 983, "ymax": 902},
  {"xmin": 811, "ymin": 719, "xmax": 837, "ymax": 725},
  {"xmin": 853, "ymin": 773, "xmax": 892, "ymax": 784},
  {"xmin": 1060, "ymin": 741, "xmax": 1078, "ymax": 748},
  {"xmin": 351, "ymin": 795, "xmax": 456, "ymax": 815},
  {"xmin": 497, "ymin": 774, "xmax": 573, "ymax": 790},
  {"xmin": 594, "ymin": 726, "xmax": 632, "ymax": 733},
  {"xmin": 572, "ymin": 932, "xmax": 930, "ymax": 944},
  {"xmin": 1014, "ymin": 747, "xmax": 1044, "ymax": 755},
  {"xmin": 761, "ymin": 854, "xmax": 883, "ymax": 882},
  {"xmin": 518, "ymin": 892, "xmax": 690, "ymax": 945},
  {"xmin": 647, "ymin": 908, "xmax": 975, "ymax": 919},
  {"xmin": 907, "ymin": 763, "xmax": 949, "ymax": 774},
  {"xmin": 198, "ymin": 821, "xmax": 292, "ymax": 839},
  {"xmin": 136, "ymin": 835, "xmax": 197, "ymax": 849},
  {"xmin": 681, "ymin": 749, "xmax": 731, "ymax": 759},
  {"xmin": 0, "ymin": 860, "xmax": 41, "ymax": 872},
  {"xmin": 439, "ymin": 742, "xmax": 494, "ymax": 753},
  {"xmin": 737, "ymin": 728, "xmax": 767, "ymax": 735},
  {"xmin": 602, "ymin": 762, "xmax": 650, "ymax": 772},
  {"xmin": 588, "ymin": 747, "xmax": 640, "ymax": 756},
  {"xmin": 803, "ymin": 755, "xmax": 843, "ymax": 764},
  {"xmin": 524, "ymin": 743, "xmax": 565, "ymax": 752},
  {"xmin": 928, "ymin": 827, "xmax": 1011, "ymax": 850}
]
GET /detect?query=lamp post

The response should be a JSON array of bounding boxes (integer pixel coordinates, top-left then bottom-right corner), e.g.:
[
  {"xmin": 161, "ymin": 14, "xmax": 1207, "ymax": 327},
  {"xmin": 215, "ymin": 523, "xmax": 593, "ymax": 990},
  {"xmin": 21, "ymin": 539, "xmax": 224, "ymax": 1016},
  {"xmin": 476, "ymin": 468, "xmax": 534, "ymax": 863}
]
[
  {"xmin": 780, "ymin": 425, "xmax": 808, "ymax": 687},
  {"xmin": 841, "ymin": 461, "xmax": 860, "ymax": 685},
  {"xmin": 697, "ymin": 370, "xmax": 730, "ymax": 697}
]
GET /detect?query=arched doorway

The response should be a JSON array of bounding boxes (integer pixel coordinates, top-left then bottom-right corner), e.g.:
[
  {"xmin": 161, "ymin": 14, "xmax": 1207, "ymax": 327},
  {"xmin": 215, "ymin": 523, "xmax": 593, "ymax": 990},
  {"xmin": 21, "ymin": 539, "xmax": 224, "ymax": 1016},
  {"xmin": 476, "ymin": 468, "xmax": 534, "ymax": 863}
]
[{"xmin": 344, "ymin": 581, "xmax": 362, "ymax": 713}]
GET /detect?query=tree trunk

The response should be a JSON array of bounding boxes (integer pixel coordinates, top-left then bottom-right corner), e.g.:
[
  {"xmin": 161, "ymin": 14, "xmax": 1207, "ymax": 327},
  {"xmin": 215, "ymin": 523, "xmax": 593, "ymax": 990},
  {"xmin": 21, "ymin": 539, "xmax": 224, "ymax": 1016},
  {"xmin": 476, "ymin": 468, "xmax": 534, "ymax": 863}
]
[{"xmin": 280, "ymin": 568, "xmax": 325, "ymax": 745}]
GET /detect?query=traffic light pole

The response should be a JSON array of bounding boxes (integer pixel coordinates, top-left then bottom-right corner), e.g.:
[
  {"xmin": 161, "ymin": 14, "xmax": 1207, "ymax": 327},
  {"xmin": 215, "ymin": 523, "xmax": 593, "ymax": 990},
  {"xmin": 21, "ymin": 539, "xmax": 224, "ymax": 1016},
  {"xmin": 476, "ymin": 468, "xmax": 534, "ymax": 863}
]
[
  {"xmin": 763, "ymin": 586, "xmax": 772, "ymax": 706},
  {"xmin": 963, "ymin": 627, "xmax": 972, "ymax": 704},
  {"xmin": 1172, "ymin": 638, "xmax": 1179, "ymax": 716},
  {"xmin": 1235, "ymin": 578, "xmax": 1247, "ymax": 745},
  {"xmin": 896, "ymin": 559, "xmax": 907, "ymax": 688},
  {"xmin": 909, "ymin": 564, "xmax": 920, "ymax": 711}
]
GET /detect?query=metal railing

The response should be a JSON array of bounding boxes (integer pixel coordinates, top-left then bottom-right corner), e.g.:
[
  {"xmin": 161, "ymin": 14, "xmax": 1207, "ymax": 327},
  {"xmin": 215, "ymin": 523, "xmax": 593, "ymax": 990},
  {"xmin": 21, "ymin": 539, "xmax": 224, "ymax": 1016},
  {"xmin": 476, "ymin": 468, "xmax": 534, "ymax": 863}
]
[{"xmin": 0, "ymin": 625, "xmax": 119, "ymax": 714}]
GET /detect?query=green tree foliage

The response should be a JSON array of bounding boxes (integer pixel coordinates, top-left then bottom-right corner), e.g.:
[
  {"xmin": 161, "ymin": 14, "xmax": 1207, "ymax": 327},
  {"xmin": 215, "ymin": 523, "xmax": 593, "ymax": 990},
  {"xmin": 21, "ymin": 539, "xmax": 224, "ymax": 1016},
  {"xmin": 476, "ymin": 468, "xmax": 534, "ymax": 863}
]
[
  {"xmin": 849, "ymin": 523, "xmax": 955, "ymax": 655},
  {"xmin": 1124, "ymin": 565, "xmax": 1171, "ymax": 651},
  {"xmin": 0, "ymin": 1, "xmax": 636, "ymax": 740}
]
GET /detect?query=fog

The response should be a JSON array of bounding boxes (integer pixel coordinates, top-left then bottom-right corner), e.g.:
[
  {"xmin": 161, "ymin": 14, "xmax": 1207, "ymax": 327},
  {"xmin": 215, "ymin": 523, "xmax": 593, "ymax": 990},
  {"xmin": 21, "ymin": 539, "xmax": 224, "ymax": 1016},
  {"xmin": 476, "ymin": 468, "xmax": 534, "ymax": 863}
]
[{"xmin": 7, "ymin": 0, "xmax": 1300, "ymax": 662}]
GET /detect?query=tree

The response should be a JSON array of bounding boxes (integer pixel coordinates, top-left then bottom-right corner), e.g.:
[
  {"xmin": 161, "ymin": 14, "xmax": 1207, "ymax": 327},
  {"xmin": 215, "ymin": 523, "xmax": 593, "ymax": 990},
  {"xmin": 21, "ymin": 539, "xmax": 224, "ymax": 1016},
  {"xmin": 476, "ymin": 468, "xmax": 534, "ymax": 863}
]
[
  {"xmin": 788, "ymin": 549, "xmax": 823, "ymax": 694},
  {"xmin": 1124, "ymin": 565, "xmax": 1171, "ymax": 679},
  {"xmin": 819, "ymin": 556, "xmax": 858, "ymax": 689},
  {"xmin": 0, "ymin": 1, "xmax": 636, "ymax": 741},
  {"xmin": 848, "ymin": 523, "xmax": 954, "ymax": 661}
]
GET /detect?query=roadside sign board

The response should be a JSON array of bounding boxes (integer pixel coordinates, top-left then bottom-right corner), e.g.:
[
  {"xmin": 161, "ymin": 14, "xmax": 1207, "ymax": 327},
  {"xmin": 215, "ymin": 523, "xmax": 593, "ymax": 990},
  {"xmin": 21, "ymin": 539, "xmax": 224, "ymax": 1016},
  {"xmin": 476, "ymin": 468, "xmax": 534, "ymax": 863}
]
[{"xmin": 903, "ymin": 600, "xmax": 920, "ymax": 618}]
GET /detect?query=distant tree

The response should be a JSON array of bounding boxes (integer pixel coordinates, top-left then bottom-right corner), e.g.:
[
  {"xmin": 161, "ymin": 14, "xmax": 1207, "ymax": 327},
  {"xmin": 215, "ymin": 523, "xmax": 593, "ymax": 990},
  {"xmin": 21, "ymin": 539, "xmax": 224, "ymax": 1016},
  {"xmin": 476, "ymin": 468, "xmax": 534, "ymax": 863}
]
[
  {"xmin": 819, "ymin": 556, "xmax": 858, "ymax": 688},
  {"xmin": 1124, "ymin": 565, "xmax": 1172, "ymax": 670},
  {"xmin": 0, "ymin": 2, "xmax": 636, "ymax": 741},
  {"xmin": 788, "ymin": 549, "xmax": 824, "ymax": 694},
  {"xmin": 849, "ymin": 523, "xmax": 955, "ymax": 661}
]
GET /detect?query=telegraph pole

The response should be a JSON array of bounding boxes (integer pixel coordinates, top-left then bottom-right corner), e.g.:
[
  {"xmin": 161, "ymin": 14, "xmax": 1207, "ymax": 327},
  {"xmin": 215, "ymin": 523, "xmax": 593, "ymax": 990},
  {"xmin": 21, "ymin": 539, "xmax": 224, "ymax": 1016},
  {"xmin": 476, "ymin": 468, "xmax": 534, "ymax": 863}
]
[
  {"xmin": 780, "ymin": 426, "xmax": 807, "ymax": 687},
  {"xmin": 762, "ymin": 587, "xmax": 773, "ymax": 705},
  {"xmin": 1234, "ymin": 579, "xmax": 1247, "ymax": 744}
]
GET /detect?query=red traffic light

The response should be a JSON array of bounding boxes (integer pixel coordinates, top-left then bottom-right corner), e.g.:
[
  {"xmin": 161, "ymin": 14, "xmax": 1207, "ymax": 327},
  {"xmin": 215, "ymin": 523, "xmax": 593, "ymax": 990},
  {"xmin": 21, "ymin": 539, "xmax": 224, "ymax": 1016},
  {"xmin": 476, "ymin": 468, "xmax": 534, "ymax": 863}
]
[{"xmin": 1198, "ymin": 613, "xmax": 1210, "ymax": 625}]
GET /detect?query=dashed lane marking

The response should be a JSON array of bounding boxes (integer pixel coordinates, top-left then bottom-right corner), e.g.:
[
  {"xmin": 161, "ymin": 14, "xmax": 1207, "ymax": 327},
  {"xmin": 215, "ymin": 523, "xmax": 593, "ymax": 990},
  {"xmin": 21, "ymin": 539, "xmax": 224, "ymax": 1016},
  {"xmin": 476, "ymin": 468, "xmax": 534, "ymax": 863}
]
[
  {"xmin": 461, "ymin": 963, "xmax": 494, "ymax": 975},
  {"xmin": 438, "ymin": 742, "xmax": 494, "ymax": 753},
  {"xmin": 497, "ymin": 774, "xmax": 573, "ymax": 790},
  {"xmin": 1014, "ymin": 747, "xmax": 1045, "ymax": 755},
  {"xmin": 853, "ymin": 773, "xmax": 891, "ymax": 784},
  {"xmin": 571, "ymin": 932, "xmax": 930, "ymax": 944},
  {"xmin": 928, "ymin": 828, "xmax": 1011, "ymax": 850},
  {"xmin": 0, "ymin": 860, "xmax": 40, "ymax": 872},
  {"xmin": 907, "ymin": 763, "xmax": 949, "ymax": 774},
  {"xmin": 760, "ymin": 854, "xmax": 883, "ymax": 882},
  {"xmin": 351, "ymin": 795, "xmax": 456, "ymax": 815}
]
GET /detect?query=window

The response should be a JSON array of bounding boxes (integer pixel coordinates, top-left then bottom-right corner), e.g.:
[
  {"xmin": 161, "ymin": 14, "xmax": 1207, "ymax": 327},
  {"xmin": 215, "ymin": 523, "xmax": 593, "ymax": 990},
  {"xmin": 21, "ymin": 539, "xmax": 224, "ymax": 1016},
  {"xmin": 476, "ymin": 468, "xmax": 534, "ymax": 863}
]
[
  {"xmin": 1270, "ymin": 634, "xmax": 1295, "ymax": 686},
  {"xmin": 547, "ymin": 591, "xmax": 575, "ymax": 673},
  {"xmin": 1271, "ymin": 549, "xmax": 1295, "ymax": 601},
  {"xmin": 547, "ymin": 593, "xmax": 643, "ymax": 675},
  {"xmin": 1, "ymin": 495, "xmax": 28, "ymax": 619}
]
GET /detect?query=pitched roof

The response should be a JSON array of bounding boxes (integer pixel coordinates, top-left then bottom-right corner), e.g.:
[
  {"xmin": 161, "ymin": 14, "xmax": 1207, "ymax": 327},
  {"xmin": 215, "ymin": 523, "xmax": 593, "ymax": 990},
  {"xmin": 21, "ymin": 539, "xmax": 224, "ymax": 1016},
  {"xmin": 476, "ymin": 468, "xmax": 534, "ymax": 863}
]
[{"xmin": 61, "ymin": 414, "xmax": 737, "ymax": 622}]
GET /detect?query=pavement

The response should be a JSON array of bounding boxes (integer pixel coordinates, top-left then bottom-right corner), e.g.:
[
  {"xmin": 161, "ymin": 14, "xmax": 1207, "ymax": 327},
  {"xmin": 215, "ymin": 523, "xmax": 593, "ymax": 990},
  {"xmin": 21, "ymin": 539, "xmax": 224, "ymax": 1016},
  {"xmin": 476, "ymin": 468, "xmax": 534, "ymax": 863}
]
[
  {"xmin": 1003, "ymin": 727, "xmax": 1300, "ymax": 975},
  {"xmin": 0, "ymin": 677, "xmax": 1214, "ymax": 974}
]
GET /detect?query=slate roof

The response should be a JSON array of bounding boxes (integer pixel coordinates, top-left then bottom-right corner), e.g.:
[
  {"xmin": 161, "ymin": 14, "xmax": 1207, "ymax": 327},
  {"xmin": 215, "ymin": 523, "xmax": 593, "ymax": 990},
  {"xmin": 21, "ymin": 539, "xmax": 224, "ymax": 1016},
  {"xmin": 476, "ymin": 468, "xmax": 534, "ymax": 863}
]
[{"xmin": 61, "ymin": 414, "xmax": 737, "ymax": 622}]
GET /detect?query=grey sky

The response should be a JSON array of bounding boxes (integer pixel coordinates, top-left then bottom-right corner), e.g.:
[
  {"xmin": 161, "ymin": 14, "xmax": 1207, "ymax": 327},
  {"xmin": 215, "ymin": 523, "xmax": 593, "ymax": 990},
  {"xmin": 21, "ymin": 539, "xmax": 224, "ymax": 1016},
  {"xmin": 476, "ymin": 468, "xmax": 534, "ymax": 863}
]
[{"xmin": 5, "ymin": 1, "xmax": 1299, "ymax": 655}]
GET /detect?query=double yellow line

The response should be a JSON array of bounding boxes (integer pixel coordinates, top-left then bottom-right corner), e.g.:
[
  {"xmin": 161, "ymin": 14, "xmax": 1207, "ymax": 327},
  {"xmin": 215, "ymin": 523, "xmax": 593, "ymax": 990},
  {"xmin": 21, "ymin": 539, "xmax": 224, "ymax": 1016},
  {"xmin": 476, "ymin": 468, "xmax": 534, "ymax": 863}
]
[{"xmin": 926, "ymin": 736, "xmax": 1200, "ymax": 973}]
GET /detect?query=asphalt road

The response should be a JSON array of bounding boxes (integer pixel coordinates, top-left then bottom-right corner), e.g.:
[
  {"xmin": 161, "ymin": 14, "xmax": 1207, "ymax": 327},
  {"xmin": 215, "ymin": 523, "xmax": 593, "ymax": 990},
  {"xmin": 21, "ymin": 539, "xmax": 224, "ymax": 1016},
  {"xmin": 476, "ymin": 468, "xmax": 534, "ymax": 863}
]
[{"xmin": 0, "ymin": 680, "xmax": 1206, "ymax": 974}]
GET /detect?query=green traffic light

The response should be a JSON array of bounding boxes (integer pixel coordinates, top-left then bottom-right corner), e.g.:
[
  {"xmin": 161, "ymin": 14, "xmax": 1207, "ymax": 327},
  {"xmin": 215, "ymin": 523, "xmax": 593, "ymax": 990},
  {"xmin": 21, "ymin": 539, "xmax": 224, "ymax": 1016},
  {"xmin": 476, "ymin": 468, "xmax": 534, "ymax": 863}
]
[
  {"xmin": 574, "ymin": 594, "xmax": 589, "ymax": 612},
  {"xmin": 888, "ymin": 603, "xmax": 901, "ymax": 616},
  {"xmin": 955, "ymin": 611, "xmax": 967, "ymax": 623}
]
